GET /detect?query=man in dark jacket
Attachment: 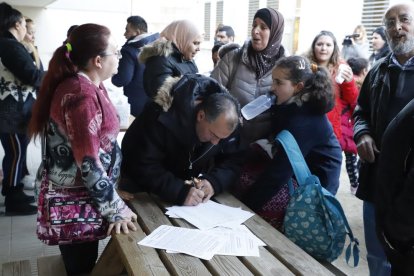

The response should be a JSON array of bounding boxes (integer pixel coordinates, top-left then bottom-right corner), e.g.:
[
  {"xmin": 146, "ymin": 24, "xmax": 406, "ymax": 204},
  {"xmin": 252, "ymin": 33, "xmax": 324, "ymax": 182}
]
[
  {"xmin": 353, "ymin": 3, "xmax": 414, "ymax": 275},
  {"xmin": 120, "ymin": 74, "xmax": 242, "ymax": 206},
  {"xmin": 112, "ymin": 15, "xmax": 159, "ymax": 117}
]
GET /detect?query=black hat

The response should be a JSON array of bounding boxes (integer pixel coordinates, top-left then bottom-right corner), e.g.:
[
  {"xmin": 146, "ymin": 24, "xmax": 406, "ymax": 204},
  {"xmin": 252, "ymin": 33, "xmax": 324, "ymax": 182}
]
[
  {"xmin": 254, "ymin": 8, "xmax": 272, "ymax": 28},
  {"xmin": 373, "ymin": 26, "xmax": 386, "ymax": 41}
]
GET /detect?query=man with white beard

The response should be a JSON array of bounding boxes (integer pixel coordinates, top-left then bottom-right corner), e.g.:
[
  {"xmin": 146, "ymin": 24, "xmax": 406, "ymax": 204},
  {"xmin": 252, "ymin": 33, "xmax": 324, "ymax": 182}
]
[{"xmin": 353, "ymin": 3, "xmax": 414, "ymax": 276}]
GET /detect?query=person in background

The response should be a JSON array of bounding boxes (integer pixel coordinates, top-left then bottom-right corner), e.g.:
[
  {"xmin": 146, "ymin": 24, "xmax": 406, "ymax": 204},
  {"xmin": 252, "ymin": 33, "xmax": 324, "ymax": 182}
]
[
  {"xmin": 341, "ymin": 57, "xmax": 368, "ymax": 195},
  {"xmin": 139, "ymin": 20, "xmax": 202, "ymax": 98},
  {"xmin": 0, "ymin": 2, "xmax": 44, "ymax": 216},
  {"xmin": 242, "ymin": 56, "xmax": 342, "ymax": 226},
  {"xmin": 215, "ymin": 25, "xmax": 235, "ymax": 44},
  {"xmin": 212, "ymin": 7, "xmax": 286, "ymax": 145},
  {"xmin": 22, "ymin": 18, "xmax": 43, "ymax": 70},
  {"xmin": 306, "ymin": 30, "xmax": 359, "ymax": 144},
  {"xmin": 353, "ymin": 3, "xmax": 414, "ymax": 275},
  {"xmin": 352, "ymin": 24, "xmax": 371, "ymax": 59},
  {"xmin": 28, "ymin": 23, "xmax": 137, "ymax": 275},
  {"xmin": 369, "ymin": 26, "xmax": 390, "ymax": 66},
  {"xmin": 212, "ymin": 41, "xmax": 224, "ymax": 68},
  {"xmin": 376, "ymin": 94, "xmax": 414, "ymax": 276},
  {"xmin": 120, "ymin": 74, "xmax": 242, "ymax": 206},
  {"xmin": 112, "ymin": 15, "xmax": 159, "ymax": 117}
]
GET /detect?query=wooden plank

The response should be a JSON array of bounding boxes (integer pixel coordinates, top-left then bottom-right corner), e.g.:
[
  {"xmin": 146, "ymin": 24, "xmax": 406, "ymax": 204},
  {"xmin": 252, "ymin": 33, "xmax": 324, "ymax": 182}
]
[
  {"xmin": 37, "ymin": 255, "xmax": 67, "ymax": 276},
  {"xmin": 112, "ymin": 221, "xmax": 170, "ymax": 276},
  {"xmin": 155, "ymin": 195, "xmax": 294, "ymax": 276},
  {"xmin": 91, "ymin": 239, "xmax": 124, "ymax": 276},
  {"xmin": 319, "ymin": 261, "xmax": 347, "ymax": 276},
  {"xmin": 214, "ymin": 192, "xmax": 335, "ymax": 276},
  {"xmin": 2, "ymin": 260, "xmax": 31, "ymax": 276},
  {"xmin": 129, "ymin": 193, "xmax": 212, "ymax": 276}
]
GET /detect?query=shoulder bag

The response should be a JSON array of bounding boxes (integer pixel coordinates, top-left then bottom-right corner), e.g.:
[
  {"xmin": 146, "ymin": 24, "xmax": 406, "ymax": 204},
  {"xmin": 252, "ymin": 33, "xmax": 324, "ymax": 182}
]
[{"xmin": 36, "ymin": 130, "xmax": 110, "ymax": 245}]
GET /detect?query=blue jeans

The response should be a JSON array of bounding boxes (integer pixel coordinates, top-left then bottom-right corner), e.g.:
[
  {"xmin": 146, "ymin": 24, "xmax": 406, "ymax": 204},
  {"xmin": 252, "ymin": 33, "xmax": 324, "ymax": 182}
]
[{"xmin": 363, "ymin": 201, "xmax": 391, "ymax": 276}]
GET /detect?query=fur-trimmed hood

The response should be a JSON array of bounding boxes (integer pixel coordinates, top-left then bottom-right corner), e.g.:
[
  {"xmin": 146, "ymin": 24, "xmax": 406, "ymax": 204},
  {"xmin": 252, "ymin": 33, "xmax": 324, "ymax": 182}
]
[
  {"xmin": 218, "ymin": 42, "xmax": 240, "ymax": 59},
  {"xmin": 153, "ymin": 74, "xmax": 228, "ymax": 113},
  {"xmin": 138, "ymin": 38, "xmax": 175, "ymax": 64}
]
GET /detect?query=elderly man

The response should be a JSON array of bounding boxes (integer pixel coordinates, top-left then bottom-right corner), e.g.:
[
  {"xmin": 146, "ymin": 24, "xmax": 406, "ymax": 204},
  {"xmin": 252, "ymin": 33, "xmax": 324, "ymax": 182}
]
[
  {"xmin": 120, "ymin": 74, "xmax": 241, "ymax": 206},
  {"xmin": 112, "ymin": 16, "xmax": 159, "ymax": 117},
  {"xmin": 353, "ymin": 3, "xmax": 414, "ymax": 275}
]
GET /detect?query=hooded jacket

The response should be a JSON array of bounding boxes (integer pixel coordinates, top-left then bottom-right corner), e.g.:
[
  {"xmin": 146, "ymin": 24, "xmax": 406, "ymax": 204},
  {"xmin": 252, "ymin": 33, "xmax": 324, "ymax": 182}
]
[
  {"xmin": 120, "ymin": 74, "xmax": 242, "ymax": 205},
  {"xmin": 139, "ymin": 39, "xmax": 198, "ymax": 98},
  {"xmin": 112, "ymin": 32, "xmax": 159, "ymax": 117},
  {"xmin": 243, "ymin": 94, "xmax": 342, "ymax": 211}
]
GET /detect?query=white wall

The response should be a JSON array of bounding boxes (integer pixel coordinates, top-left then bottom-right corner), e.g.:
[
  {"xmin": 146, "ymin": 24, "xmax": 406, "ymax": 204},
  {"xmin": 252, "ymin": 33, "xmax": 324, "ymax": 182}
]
[{"xmin": 295, "ymin": 0, "xmax": 364, "ymax": 55}]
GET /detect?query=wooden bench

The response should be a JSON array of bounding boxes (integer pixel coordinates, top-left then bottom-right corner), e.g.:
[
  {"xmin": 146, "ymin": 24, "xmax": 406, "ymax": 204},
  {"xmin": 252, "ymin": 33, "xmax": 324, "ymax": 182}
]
[
  {"xmin": 2, "ymin": 260, "xmax": 31, "ymax": 276},
  {"xmin": 37, "ymin": 255, "xmax": 67, "ymax": 276}
]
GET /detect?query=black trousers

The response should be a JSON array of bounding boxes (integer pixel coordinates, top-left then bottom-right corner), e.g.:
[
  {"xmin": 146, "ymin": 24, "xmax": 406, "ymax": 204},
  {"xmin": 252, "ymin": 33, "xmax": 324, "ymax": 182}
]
[
  {"xmin": 381, "ymin": 233, "xmax": 414, "ymax": 276},
  {"xmin": 59, "ymin": 241, "xmax": 99, "ymax": 275}
]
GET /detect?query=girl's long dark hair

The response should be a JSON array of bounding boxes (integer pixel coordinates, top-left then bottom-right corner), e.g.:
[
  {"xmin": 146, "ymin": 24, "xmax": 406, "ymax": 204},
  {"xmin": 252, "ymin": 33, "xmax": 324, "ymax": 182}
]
[
  {"xmin": 275, "ymin": 56, "xmax": 334, "ymax": 114},
  {"xmin": 29, "ymin": 23, "xmax": 110, "ymax": 139}
]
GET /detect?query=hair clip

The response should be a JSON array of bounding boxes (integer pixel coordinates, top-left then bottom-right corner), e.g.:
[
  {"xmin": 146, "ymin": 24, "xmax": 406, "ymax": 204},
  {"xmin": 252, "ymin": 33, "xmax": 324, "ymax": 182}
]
[
  {"xmin": 311, "ymin": 63, "xmax": 318, "ymax": 73},
  {"xmin": 298, "ymin": 59, "xmax": 306, "ymax": 70},
  {"xmin": 65, "ymin": 42, "xmax": 72, "ymax": 59}
]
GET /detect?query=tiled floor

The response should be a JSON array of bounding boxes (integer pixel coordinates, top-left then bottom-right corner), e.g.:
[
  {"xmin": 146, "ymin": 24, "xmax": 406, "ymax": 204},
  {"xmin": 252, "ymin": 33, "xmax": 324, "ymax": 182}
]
[{"xmin": 0, "ymin": 141, "xmax": 369, "ymax": 276}]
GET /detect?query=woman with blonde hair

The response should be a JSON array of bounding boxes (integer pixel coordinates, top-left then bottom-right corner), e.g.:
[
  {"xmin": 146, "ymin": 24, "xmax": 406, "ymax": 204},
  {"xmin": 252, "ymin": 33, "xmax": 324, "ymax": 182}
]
[{"xmin": 139, "ymin": 20, "xmax": 202, "ymax": 98}]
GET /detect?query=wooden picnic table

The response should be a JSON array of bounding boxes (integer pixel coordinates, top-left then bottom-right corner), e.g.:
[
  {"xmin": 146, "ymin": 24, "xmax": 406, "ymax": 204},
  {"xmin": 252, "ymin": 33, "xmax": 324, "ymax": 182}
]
[{"xmin": 91, "ymin": 192, "xmax": 342, "ymax": 276}]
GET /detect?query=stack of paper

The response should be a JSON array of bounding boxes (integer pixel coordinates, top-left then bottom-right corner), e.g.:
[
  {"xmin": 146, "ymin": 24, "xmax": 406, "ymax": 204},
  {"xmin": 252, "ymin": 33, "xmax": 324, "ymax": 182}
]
[
  {"xmin": 166, "ymin": 200, "xmax": 254, "ymax": 230},
  {"xmin": 138, "ymin": 200, "xmax": 266, "ymax": 260}
]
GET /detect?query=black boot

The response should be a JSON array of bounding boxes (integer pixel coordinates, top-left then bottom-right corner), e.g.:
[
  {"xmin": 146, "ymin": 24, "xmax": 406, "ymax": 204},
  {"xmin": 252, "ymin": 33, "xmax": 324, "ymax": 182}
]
[
  {"xmin": 10, "ymin": 186, "xmax": 35, "ymax": 203},
  {"xmin": 5, "ymin": 195, "xmax": 37, "ymax": 216}
]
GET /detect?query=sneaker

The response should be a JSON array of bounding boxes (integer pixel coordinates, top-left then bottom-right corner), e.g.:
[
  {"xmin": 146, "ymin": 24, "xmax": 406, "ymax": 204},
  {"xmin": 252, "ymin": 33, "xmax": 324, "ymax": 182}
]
[
  {"xmin": 21, "ymin": 175, "xmax": 35, "ymax": 190},
  {"xmin": 350, "ymin": 185, "xmax": 358, "ymax": 195},
  {"xmin": 5, "ymin": 197, "xmax": 37, "ymax": 216}
]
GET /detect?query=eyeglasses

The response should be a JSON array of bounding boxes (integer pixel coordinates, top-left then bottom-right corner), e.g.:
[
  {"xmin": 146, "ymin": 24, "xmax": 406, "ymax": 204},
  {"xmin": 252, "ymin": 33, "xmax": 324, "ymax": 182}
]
[
  {"xmin": 384, "ymin": 15, "xmax": 413, "ymax": 29},
  {"xmin": 101, "ymin": 50, "xmax": 122, "ymax": 59}
]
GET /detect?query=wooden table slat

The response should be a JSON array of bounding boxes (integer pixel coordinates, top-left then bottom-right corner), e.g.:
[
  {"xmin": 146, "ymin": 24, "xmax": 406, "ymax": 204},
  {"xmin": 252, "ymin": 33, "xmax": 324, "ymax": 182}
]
[
  {"xmin": 214, "ymin": 192, "xmax": 335, "ymax": 276},
  {"xmin": 113, "ymin": 222, "xmax": 170, "ymax": 276},
  {"xmin": 91, "ymin": 239, "xmax": 125, "ymax": 276},
  {"xmin": 129, "ymin": 193, "xmax": 212, "ymax": 276}
]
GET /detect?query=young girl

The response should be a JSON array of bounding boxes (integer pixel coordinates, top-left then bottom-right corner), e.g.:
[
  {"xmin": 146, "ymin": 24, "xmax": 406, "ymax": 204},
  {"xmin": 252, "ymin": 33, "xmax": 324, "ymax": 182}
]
[{"xmin": 242, "ymin": 56, "xmax": 343, "ymax": 227}]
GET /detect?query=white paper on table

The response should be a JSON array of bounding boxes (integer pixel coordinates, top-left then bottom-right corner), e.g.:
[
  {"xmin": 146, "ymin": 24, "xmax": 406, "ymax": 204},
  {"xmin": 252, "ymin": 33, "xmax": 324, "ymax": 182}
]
[
  {"xmin": 138, "ymin": 225, "xmax": 224, "ymax": 260},
  {"xmin": 238, "ymin": 225, "xmax": 266, "ymax": 246},
  {"xmin": 207, "ymin": 226, "xmax": 261, "ymax": 256},
  {"xmin": 166, "ymin": 200, "xmax": 254, "ymax": 230}
]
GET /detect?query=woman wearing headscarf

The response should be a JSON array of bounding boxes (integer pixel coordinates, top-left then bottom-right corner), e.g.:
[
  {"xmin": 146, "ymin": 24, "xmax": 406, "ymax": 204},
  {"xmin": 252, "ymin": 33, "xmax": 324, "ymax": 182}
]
[
  {"xmin": 139, "ymin": 20, "xmax": 202, "ymax": 98},
  {"xmin": 211, "ymin": 7, "xmax": 285, "ymax": 144}
]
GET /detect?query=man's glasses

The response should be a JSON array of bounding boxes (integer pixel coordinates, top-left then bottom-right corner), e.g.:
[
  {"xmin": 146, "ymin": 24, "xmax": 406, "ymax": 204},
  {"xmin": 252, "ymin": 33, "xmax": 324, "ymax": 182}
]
[
  {"xmin": 384, "ymin": 15, "xmax": 413, "ymax": 29},
  {"xmin": 101, "ymin": 50, "xmax": 122, "ymax": 59}
]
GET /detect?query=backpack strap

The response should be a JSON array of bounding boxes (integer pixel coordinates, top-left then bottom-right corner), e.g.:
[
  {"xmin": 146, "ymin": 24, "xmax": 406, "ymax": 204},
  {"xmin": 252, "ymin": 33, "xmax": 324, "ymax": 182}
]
[
  {"xmin": 324, "ymin": 194, "xmax": 360, "ymax": 267},
  {"xmin": 275, "ymin": 130, "xmax": 311, "ymax": 186}
]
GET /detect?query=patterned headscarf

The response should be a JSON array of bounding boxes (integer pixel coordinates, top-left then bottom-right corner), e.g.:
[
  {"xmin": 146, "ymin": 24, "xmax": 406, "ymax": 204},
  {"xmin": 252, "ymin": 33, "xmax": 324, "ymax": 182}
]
[
  {"xmin": 250, "ymin": 8, "xmax": 285, "ymax": 79},
  {"xmin": 160, "ymin": 20, "xmax": 202, "ymax": 58}
]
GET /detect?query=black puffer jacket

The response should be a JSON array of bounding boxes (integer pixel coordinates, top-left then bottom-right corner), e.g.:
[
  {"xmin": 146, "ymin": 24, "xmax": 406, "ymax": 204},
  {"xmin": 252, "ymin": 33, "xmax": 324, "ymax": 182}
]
[
  {"xmin": 376, "ymin": 98, "xmax": 414, "ymax": 246},
  {"xmin": 120, "ymin": 74, "xmax": 242, "ymax": 205},
  {"xmin": 139, "ymin": 39, "xmax": 198, "ymax": 98},
  {"xmin": 353, "ymin": 53, "xmax": 394, "ymax": 202}
]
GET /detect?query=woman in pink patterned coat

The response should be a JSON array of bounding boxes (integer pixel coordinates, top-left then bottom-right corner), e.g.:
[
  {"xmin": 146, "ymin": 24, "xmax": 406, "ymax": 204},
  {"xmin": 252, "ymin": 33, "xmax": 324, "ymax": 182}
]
[{"xmin": 29, "ymin": 24, "xmax": 137, "ymax": 275}]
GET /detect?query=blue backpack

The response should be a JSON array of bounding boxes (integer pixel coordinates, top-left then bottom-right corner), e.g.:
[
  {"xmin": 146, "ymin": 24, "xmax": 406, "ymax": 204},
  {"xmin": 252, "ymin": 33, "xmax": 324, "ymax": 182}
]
[{"xmin": 276, "ymin": 130, "xmax": 359, "ymax": 265}]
